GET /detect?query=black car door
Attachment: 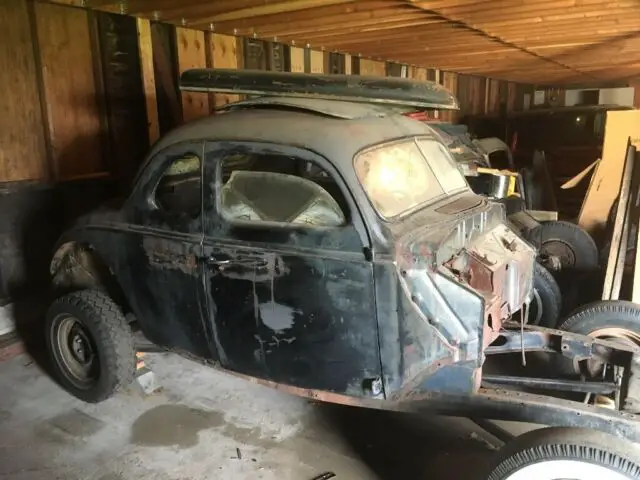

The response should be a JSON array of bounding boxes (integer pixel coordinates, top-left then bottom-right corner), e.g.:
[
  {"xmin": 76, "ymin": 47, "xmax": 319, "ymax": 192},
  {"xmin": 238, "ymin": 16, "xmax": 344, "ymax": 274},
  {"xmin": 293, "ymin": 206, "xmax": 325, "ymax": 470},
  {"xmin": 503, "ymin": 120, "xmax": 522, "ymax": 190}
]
[
  {"xmin": 201, "ymin": 141, "xmax": 382, "ymax": 397},
  {"xmin": 121, "ymin": 141, "xmax": 212, "ymax": 359}
]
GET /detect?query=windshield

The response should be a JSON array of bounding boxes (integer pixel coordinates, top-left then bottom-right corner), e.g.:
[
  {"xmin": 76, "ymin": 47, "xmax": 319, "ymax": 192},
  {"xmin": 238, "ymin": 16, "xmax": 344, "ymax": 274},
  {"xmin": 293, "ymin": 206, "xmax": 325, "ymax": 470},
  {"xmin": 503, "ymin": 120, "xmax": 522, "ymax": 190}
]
[{"xmin": 354, "ymin": 138, "xmax": 468, "ymax": 219}]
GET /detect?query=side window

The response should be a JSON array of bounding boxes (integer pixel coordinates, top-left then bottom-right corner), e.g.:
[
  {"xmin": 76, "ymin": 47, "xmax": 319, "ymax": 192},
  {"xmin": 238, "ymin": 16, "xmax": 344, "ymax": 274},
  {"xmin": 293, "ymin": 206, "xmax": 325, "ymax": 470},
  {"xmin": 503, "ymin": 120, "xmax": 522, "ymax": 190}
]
[
  {"xmin": 218, "ymin": 152, "xmax": 347, "ymax": 227},
  {"xmin": 155, "ymin": 153, "xmax": 201, "ymax": 217}
]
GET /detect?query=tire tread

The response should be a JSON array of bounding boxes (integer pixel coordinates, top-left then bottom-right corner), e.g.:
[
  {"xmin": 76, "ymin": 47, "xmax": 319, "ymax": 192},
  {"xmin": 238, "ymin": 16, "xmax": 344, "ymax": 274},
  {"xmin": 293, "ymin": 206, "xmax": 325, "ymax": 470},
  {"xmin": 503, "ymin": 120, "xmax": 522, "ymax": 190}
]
[
  {"xmin": 487, "ymin": 427, "xmax": 640, "ymax": 480},
  {"xmin": 46, "ymin": 289, "xmax": 135, "ymax": 403}
]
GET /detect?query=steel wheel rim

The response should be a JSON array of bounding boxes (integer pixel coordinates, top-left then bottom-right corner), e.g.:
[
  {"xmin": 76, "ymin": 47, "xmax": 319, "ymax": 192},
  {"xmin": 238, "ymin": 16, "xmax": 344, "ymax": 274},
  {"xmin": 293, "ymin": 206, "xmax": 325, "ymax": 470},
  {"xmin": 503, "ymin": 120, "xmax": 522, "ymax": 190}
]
[
  {"xmin": 585, "ymin": 327, "xmax": 640, "ymax": 378},
  {"xmin": 51, "ymin": 314, "xmax": 99, "ymax": 389},
  {"xmin": 541, "ymin": 240, "xmax": 576, "ymax": 269}
]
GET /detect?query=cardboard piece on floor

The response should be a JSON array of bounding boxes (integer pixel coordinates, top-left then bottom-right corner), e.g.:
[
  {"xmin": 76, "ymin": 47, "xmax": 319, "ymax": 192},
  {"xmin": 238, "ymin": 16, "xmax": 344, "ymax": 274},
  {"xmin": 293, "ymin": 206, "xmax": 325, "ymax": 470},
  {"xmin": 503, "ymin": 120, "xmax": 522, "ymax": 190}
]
[{"xmin": 578, "ymin": 110, "xmax": 640, "ymax": 234}]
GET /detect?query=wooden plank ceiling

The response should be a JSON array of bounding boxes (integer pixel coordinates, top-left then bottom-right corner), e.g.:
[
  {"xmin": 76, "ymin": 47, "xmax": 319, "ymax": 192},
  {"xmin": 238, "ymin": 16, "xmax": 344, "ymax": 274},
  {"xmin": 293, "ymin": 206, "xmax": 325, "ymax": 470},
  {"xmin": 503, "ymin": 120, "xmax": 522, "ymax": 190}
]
[{"xmin": 50, "ymin": 0, "xmax": 640, "ymax": 85}]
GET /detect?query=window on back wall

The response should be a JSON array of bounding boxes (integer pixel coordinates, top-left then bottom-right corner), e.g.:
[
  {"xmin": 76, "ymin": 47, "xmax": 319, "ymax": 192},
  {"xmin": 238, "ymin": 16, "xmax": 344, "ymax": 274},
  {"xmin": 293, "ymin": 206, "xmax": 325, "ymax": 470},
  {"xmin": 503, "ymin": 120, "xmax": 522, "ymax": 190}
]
[{"xmin": 218, "ymin": 152, "xmax": 348, "ymax": 228}]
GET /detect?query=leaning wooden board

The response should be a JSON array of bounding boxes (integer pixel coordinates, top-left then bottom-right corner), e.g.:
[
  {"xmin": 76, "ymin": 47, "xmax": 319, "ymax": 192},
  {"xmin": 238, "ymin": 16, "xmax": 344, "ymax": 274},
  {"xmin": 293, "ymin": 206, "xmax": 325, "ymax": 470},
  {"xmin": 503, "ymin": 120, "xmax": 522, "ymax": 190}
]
[
  {"xmin": 602, "ymin": 141, "xmax": 639, "ymax": 301},
  {"xmin": 579, "ymin": 110, "xmax": 640, "ymax": 235}
]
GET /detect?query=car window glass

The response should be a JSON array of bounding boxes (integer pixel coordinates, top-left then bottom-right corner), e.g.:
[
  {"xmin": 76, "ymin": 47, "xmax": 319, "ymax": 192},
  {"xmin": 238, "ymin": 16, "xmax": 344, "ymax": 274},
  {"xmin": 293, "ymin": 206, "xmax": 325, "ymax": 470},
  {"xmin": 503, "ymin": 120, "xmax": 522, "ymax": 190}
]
[
  {"xmin": 354, "ymin": 139, "xmax": 468, "ymax": 219},
  {"xmin": 155, "ymin": 153, "xmax": 201, "ymax": 216},
  {"xmin": 219, "ymin": 152, "xmax": 347, "ymax": 227}
]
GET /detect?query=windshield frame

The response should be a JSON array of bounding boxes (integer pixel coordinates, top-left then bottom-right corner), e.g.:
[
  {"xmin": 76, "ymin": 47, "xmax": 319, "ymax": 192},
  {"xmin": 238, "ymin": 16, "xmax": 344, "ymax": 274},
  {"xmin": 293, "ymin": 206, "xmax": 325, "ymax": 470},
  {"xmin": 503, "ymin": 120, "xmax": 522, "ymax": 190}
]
[{"xmin": 353, "ymin": 135, "xmax": 470, "ymax": 222}]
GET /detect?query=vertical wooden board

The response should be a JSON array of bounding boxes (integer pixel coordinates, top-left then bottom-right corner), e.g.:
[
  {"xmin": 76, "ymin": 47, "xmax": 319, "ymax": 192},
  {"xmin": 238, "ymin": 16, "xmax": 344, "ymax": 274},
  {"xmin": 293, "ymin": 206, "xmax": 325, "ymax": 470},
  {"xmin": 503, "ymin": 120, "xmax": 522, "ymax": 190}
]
[
  {"xmin": 326, "ymin": 52, "xmax": 345, "ymax": 74},
  {"xmin": 97, "ymin": 12, "xmax": 149, "ymax": 187},
  {"xmin": 476, "ymin": 78, "xmax": 486, "ymax": 115},
  {"xmin": 441, "ymin": 72, "xmax": 458, "ymax": 122},
  {"xmin": 176, "ymin": 27, "xmax": 208, "ymax": 122},
  {"xmin": 507, "ymin": 82, "xmax": 517, "ymax": 112},
  {"xmin": 487, "ymin": 79, "xmax": 501, "ymax": 114},
  {"xmin": 290, "ymin": 46, "xmax": 305, "ymax": 73},
  {"xmin": 0, "ymin": 0, "xmax": 47, "ymax": 182},
  {"xmin": 137, "ymin": 18, "xmax": 159, "ymax": 145},
  {"xmin": 210, "ymin": 33, "xmax": 239, "ymax": 108},
  {"xmin": 151, "ymin": 22, "xmax": 181, "ymax": 134},
  {"xmin": 371, "ymin": 60, "xmax": 386, "ymax": 77},
  {"xmin": 411, "ymin": 67, "xmax": 427, "ymax": 81},
  {"xmin": 386, "ymin": 62, "xmax": 403, "ymax": 77},
  {"xmin": 344, "ymin": 54, "xmax": 351, "ymax": 75},
  {"xmin": 266, "ymin": 42, "xmax": 286, "ymax": 72},
  {"xmin": 455, "ymin": 74, "xmax": 468, "ymax": 116},
  {"xmin": 472, "ymin": 77, "xmax": 485, "ymax": 114},
  {"xmin": 359, "ymin": 58, "xmax": 371, "ymax": 75},
  {"xmin": 35, "ymin": 2, "xmax": 104, "ymax": 180},
  {"xmin": 578, "ymin": 110, "xmax": 640, "ymax": 234},
  {"xmin": 633, "ymin": 82, "xmax": 640, "ymax": 109},
  {"xmin": 323, "ymin": 51, "xmax": 331, "ymax": 74},
  {"xmin": 309, "ymin": 50, "xmax": 324, "ymax": 74},
  {"xmin": 427, "ymin": 68, "xmax": 436, "ymax": 81},
  {"xmin": 351, "ymin": 56, "xmax": 360, "ymax": 75},
  {"xmin": 243, "ymin": 38, "xmax": 266, "ymax": 70}
]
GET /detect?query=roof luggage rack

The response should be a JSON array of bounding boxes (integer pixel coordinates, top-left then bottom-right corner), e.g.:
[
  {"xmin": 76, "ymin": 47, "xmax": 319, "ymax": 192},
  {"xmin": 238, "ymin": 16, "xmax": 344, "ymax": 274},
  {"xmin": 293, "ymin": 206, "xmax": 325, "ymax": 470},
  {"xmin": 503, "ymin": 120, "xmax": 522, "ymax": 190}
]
[{"xmin": 179, "ymin": 68, "xmax": 459, "ymax": 110}]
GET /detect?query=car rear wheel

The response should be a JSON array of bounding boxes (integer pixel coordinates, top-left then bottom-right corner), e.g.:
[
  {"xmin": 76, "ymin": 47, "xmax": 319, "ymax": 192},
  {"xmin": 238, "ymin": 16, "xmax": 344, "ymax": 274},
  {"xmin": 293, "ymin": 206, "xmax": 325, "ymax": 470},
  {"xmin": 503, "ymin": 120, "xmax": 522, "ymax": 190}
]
[
  {"xmin": 486, "ymin": 427, "xmax": 640, "ymax": 480},
  {"xmin": 45, "ymin": 289, "xmax": 135, "ymax": 403},
  {"xmin": 528, "ymin": 263, "xmax": 561, "ymax": 328},
  {"xmin": 525, "ymin": 220, "xmax": 598, "ymax": 273}
]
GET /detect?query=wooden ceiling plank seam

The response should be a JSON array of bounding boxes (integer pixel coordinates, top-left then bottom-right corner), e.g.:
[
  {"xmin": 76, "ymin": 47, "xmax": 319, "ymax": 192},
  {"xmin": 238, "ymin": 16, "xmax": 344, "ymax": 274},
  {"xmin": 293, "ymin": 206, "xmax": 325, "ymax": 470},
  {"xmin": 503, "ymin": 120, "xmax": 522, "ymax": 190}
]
[
  {"xmin": 405, "ymin": 1, "xmax": 600, "ymax": 82},
  {"xmin": 187, "ymin": 1, "xmax": 401, "ymax": 31},
  {"xmin": 223, "ymin": 9, "xmax": 425, "ymax": 37},
  {"xmin": 178, "ymin": 0, "xmax": 361, "ymax": 25}
]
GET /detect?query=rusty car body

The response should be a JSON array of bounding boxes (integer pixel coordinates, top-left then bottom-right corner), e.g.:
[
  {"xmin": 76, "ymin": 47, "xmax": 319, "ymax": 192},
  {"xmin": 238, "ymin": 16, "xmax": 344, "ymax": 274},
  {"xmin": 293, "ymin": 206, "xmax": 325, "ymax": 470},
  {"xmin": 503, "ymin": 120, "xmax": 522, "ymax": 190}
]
[{"xmin": 46, "ymin": 70, "xmax": 640, "ymax": 445}]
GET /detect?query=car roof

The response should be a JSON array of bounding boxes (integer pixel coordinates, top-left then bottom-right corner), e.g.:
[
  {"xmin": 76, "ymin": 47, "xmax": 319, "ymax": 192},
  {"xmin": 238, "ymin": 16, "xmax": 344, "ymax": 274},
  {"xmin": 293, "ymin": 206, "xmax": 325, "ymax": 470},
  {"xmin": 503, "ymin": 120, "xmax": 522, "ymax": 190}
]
[{"xmin": 146, "ymin": 97, "xmax": 435, "ymax": 168}]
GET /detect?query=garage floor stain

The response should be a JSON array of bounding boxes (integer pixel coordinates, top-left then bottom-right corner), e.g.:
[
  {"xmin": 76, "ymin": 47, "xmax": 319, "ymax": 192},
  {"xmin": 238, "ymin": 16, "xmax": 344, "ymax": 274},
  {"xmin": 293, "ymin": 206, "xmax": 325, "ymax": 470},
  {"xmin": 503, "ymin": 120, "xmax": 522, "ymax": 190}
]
[{"xmin": 131, "ymin": 404, "xmax": 224, "ymax": 448}]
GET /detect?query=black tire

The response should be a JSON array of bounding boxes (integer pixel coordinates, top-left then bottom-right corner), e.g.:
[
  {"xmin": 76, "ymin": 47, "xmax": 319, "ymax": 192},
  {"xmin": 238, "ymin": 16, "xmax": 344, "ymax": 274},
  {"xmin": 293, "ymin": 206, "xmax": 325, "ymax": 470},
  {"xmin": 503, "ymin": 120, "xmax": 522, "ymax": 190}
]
[
  {"xmin": 557, "ymin": 299, "xmax": 640, "ymax": 337},
  {"xmin": 525, "ymin": 220, "xmax": 598, "ymax": 272},
  {"xmin": 487, "ymin": 427, "xmax": 640, "ymax": 480},
  {"xmin": 45, "ymin": 289, "xmax": 135, "ymax": 403},
  {"xmin": 555, "ymin": 300, "xmax": 640, "ymax": 380},
  {"xmin": 528, "ymin": 263, "xmax": 561, "ymax": 328}
]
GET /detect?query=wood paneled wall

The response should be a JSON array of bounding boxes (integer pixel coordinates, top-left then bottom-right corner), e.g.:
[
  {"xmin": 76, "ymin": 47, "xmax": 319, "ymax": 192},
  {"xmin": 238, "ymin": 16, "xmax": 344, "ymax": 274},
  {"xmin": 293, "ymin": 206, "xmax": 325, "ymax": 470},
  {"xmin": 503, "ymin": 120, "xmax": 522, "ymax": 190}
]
[
  {"xmin": 0, "ymin": 0, "xmax": 47, "ymax": 183},
  {"xmin": 0, "ymin": 1, "xmax": 536, "ymax": 187}
]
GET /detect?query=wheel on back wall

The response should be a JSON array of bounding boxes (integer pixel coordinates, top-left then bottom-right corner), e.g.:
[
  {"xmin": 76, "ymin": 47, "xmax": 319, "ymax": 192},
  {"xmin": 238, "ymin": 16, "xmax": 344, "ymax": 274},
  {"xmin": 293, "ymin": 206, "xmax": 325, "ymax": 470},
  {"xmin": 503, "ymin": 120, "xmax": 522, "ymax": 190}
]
[
  {"xmin": 524, "ymin": 220, "xmax": 599, "ymax": 273},
  {"xmin": 486, "ymin": 427, "xmax": 640, "ymax": 480}
]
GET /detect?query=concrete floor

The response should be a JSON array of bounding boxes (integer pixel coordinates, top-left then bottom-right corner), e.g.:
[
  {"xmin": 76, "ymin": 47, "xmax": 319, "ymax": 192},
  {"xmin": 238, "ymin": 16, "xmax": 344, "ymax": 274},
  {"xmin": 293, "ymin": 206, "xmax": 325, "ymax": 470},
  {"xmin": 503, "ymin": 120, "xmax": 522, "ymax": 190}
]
[{"xmin": 0, "ymin": 348, "xmax": 517, "ymax": 480}]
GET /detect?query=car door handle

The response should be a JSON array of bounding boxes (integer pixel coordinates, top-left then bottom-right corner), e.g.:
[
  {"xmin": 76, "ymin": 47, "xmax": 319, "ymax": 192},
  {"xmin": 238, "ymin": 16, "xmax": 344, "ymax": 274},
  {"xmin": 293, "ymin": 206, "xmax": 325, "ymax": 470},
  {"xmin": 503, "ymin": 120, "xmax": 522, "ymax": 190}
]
[{"xmin": 203, "ymin": 256, "xmax": 231, "ymax": 267}]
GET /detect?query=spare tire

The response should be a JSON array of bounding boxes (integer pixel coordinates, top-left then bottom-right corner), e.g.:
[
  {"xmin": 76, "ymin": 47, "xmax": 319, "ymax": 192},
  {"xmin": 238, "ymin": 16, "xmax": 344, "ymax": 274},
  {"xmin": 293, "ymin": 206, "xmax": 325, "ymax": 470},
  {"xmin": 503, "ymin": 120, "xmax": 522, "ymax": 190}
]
[
  {"xmin": 555, "ymin": 300, "xmax": 640, "ymax": 386},
  {"xmin": 528, "ymin": 263, "xmax": 562, "ymax": 328},
  {"xmin": 486, "ymin": 427, "xmax": 640, "ymax": 480},
  {"xmin": 525, "ymin": 220, "xmax": 598, "ymax": 273}
]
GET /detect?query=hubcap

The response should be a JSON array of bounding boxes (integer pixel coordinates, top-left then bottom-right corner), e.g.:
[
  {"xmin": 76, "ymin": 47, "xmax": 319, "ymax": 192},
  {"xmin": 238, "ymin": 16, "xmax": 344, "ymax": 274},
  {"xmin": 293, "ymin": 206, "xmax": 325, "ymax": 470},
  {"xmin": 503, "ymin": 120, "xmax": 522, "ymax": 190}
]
[
  {"xmin": 51, "ymin": 314, "xmax": 98, "ymax": 389},
  {"xmin": 541, "ymin": 240, "xmax": 576, "ymax": 270}
]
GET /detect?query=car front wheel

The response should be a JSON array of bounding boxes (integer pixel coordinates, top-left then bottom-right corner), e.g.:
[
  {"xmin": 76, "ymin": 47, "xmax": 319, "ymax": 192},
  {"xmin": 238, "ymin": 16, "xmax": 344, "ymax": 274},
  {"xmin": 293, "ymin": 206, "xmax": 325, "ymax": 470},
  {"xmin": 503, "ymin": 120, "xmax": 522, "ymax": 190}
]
[
  {"xmin": 486, "ymin": 427, "xmax": 640, "ymax": 480},
  {"xmin": 45, "ymin": 289, "xmax": 135, "ymax": 403}
]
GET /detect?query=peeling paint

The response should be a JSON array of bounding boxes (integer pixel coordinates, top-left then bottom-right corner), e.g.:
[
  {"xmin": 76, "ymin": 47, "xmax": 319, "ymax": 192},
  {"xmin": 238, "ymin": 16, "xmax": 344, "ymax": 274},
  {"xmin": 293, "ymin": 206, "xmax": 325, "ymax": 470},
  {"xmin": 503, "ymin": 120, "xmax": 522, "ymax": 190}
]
[{"xmin": 259, "ymin": 301, "xmax": 298, "ymax": 332}]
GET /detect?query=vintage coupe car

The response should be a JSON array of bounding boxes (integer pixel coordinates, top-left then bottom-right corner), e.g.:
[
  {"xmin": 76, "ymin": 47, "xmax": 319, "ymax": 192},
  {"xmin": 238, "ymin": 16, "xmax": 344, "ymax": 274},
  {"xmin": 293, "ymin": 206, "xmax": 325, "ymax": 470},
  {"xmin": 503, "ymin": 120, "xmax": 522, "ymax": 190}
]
[{"xmin": 45, "ymin": 69, "xmax": 640, "ymax": 479}]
